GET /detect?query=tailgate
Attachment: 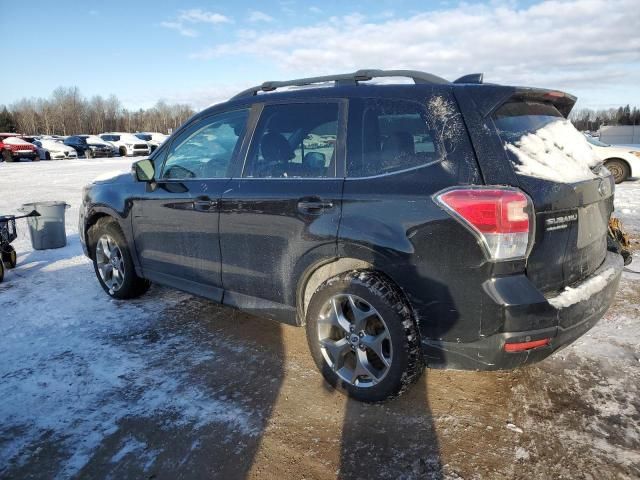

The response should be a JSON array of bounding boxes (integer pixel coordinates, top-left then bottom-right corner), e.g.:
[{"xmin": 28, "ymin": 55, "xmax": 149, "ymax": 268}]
[{"xmin": 492, "ymin": 96, "xmax": 614, "ymax": 294}]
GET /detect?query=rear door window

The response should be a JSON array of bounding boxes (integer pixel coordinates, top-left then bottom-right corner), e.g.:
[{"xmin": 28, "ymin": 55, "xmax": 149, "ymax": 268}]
[
  {"xmin": 493, "ymin": 101, "xmax": 601, "ymax": 183},
  {"xmin": 242, "ymin": 102, "xmax": 339, "ymax": 178},
  {"xmin": 349, "ymin": 98, "xmax": 439, "ymax": 177}
]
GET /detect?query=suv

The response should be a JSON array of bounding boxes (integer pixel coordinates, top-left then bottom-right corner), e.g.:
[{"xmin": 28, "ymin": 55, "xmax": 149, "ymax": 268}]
[
  {"xmin": 99, "ymin": 132, "xmax": 151, "ymax": 157},
  {"xmin": 0, "ymin": 134, "xmax": 39, "ymax": 162},
  {"xmin": 79, "ymin": 70, "xmax": 624, "ymax": 402}
]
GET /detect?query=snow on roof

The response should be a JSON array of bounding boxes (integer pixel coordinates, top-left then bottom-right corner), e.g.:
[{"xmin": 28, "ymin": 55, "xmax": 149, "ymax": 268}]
[
  {"xmin": 3, "ymin": 137, "xmax": 31, "ymax": 145},
  {"xmin": 506, "ymin": 120, "xmax": 601, "ymax": 183}
]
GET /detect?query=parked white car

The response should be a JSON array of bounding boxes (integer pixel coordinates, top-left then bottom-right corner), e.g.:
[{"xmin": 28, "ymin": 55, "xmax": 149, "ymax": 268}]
[
  {"xmin": 135, "ymin": 132, "xmax": 168, "ymax": 152},
  {"xmin": 33, "ymin": 138, "xmax": 78, "ymax": 160},
  {"xmin": 99, "ymin": 132, "xmax": 151, "ymax": 157},
  {"xmin": 585, "ymin": 135, "xmax": 640, "ymax": 183}
]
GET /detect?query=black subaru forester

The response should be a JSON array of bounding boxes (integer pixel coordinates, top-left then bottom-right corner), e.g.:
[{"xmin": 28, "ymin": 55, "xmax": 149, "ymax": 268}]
[{"xmin": 80, "ymin": 70, "xmax": 624, "ymax": 402}]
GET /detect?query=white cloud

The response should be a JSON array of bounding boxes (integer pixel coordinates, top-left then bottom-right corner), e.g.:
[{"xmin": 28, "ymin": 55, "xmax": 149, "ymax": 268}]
[
  {"xmin": 309, "ymin": 6, "xmax": 322, "ymax": 14},
  {"xmin": 161, "ymin": 9, "xmax": 232, "ymax": 37},
  {"xmin": 160, "ymin": 21, "xmax": 198, "ymax": 38},
  {"xmin": 178, "ymin": 9, "xmax": 232, "ymax": 25},
  {"xmin": 248, "ymin": 10, "xmax": 274, "ymax": 23},
  {"xmin": 189, "ymin": 0, "xmax": 640, "ymax": 99}
]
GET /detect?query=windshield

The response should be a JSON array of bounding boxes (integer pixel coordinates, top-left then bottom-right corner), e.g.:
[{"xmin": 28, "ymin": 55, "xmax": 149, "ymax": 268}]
[
  {"xmin": 585, "ymin": 135, "xmax": 610, "ymax": 147},
  {"xmin": 136, "ymin": 133, "xmax": 152, "ymax": 141}
]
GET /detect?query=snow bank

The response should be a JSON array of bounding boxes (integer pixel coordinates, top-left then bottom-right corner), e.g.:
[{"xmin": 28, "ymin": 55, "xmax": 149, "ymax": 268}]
[
  {"xmin": 548, "ymin": 267, "xmax": 616, "ymax": 309},
  {"xmin": 506, "ymin": 120, "xmax": 601, "ymax": 183},
  {"xmin": 0, "ymin": 158, "xmax": 264, "ymax": 476},
  {"xmin": 613, "ymin": 178, "xmax": 640, "ymax": 232}
]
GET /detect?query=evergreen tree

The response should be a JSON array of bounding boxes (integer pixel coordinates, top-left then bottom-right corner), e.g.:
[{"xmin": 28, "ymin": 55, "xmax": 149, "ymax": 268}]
[{"xmin": 0, "ymin": 107, "xmax": 16, "ymax": 132}]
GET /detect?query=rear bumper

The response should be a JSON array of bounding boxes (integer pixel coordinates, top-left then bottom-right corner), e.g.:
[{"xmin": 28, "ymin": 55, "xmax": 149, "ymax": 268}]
[{"xmin": 423, "ymin": 251, "xmax": 624, "ymax": 370}]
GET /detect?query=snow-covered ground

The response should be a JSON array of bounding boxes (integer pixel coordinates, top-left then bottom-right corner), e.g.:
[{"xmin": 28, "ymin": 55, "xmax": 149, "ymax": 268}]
[{"xmin": 0, "ymin": 159, "xmax": 638, "ymax": 479}]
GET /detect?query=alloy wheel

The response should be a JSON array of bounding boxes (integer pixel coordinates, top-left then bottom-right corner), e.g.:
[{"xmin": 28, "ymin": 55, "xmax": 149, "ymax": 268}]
[
  {"xmin": 317, "ymin": 294, "xmax": 393, "ymax": 387},
  {"xmin": 95, "ymin": 234, "xmax": 125, "ymax": 292}
]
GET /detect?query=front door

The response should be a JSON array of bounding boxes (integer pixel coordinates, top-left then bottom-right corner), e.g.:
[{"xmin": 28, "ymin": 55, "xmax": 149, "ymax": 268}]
[
  {"xmin": 219, "ymin": 101, "xmax": 346, "ymax": 322},
  {"xmin": 132, "ymin": 108, "xmax": 251, "ymax": 301}
]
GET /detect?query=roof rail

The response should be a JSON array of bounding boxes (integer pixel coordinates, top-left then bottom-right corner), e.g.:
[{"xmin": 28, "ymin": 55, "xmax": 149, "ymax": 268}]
[
  {"xmin": 231, "ymin": 69, "xmax": 450, "ymax": 100},
  {"xmin": 453, "ymin": 73, "xmax": 483, "ymax": 84}
]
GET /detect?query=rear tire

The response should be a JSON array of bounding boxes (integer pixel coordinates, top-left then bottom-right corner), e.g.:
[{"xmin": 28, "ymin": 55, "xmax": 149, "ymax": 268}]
[
  {"xmin": 604, "ymin": 159, "xmax": 629, "ymax": 184},
  {"xmin": 2, "ymin": 246, "xmax": 17, "ymax": 269},
  {"xmin": 88, "ymin": 218, "xmax": 150, "ymax": 299},
  {"xmin": 306, "ymin": 271, "xmax": 423, "ymax": 402}
]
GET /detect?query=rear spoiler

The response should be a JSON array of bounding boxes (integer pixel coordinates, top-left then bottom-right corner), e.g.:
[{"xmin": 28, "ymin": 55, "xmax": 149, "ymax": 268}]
[
  {"xmin": 454, "ymin": 84, "xmax": 577, "ymax": 119},
  {"xmin": 510, "ymin": 87, "xmax": 577, "ymax": 118}
]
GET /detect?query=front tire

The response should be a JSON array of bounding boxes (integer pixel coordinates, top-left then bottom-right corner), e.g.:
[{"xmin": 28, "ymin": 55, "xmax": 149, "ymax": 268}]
[
  {"xmin": 2, "ymin": 150, "xmax": 13, "ymax": 163},
  {"xmin": 119, "ymin": 146, "xmax": 127, "ymax": 157},
  {"xmin": 306, "ymin": 271, "xmax": 423, "ymax": 402},
  {"xmin": 604, "ymin": 159, "xmax": 629, "ymax": 184},
  {"xmin": 2, "ymin": 245, "xmax": 17, "ymax": 269},
  {"xmin": 88, "ymin": 218, "xmax": 150, "ymax": 299}
]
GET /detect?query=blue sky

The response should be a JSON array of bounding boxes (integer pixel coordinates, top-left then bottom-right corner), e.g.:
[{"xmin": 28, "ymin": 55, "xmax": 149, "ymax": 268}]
[{"xmin": 3, "ymin": 0, "xmax": 639, "ymax": 110}]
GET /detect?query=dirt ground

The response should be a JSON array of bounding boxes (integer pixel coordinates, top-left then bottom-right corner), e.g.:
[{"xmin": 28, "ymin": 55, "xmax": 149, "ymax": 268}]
[{"xmin": 5, "ymin": 276, "xmax": 638, "ymax": 480}]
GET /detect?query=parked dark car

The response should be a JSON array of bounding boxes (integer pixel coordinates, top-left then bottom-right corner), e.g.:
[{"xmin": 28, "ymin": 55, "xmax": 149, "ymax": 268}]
[
  {"xmin": 79, "ymin": 69, "xmax": 624, "ymax": 402},
  {"xmin": 64, "ymin": 135, "xmax": 113, "ymax": 158}
]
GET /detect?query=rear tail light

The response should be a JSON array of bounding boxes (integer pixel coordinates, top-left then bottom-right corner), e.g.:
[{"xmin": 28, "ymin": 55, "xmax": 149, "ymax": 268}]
[{"xmin": 434, "ymin": 187, "xmax": 534, "ymax": 261}]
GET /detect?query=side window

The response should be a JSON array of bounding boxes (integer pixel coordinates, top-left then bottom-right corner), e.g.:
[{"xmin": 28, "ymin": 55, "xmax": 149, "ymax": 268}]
[
  {"xmin": 349, "ymin": 99, "xmax": 439, "ymax": 177},
  {"xmin": 243, "ymin": 103, "xmax": 339, "ymax": 178},
  {"xmin": 161, "ymin": 109, "xmax": 249, "ymax": 180}
]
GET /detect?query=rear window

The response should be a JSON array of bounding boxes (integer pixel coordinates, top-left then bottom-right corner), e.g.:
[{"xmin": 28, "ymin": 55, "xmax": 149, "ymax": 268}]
[
  {"xmin": 494, "ymin": 101, "xmax": 601, "ymax": 183},
  {"xmin": 349, "ymin": 98, "xmax": 439, "ymax": 177}
]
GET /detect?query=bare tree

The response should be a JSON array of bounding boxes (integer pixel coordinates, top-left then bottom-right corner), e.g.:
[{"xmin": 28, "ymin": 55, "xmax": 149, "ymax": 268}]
[{"xmin": 8, "ymin": 86, "xmax": 195, "ymax": 135}]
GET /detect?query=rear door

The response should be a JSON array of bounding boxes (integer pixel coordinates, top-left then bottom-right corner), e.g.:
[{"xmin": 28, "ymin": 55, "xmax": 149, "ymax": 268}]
[
  {"xmin": 460, "ymin": 90, "xmax": 613, "ymax": 297},
  {"xmin": 131, "ymin": 108, "xmax": 251, "ymax": 301},
  {"xmin": 219, "ymin": 100, "xmax": 346, "ymax": 323}
]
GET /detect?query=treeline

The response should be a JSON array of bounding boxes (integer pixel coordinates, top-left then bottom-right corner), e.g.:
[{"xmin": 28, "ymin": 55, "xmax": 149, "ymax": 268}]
[
  {"xmin": 570, "ymin": 104, "xmax": 640, "ymax": 132},
  {"xmin": 0, "ymin": 87, "xmax": 195, "ymax": 135}
]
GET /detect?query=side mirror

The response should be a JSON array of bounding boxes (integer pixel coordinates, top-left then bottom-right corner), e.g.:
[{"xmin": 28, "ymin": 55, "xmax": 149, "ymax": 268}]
[{"xmin": 133, "ymin": 158, "xmax": 155, "ymax": 182}]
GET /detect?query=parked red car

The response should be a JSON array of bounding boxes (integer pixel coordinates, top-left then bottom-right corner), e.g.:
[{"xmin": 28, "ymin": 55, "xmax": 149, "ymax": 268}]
[{"xmin": 0, "ymin": 133, "xmax": 39, "ymax": 162}]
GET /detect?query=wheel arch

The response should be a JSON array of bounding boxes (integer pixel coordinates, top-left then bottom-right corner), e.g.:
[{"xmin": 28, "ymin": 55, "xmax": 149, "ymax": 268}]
[
  {"xmin": 84, "ymin": 212, "xmax": 116, "ymax": 259},
  {"xmin": 297, "ymin": 256, "xmax": 419, "ymax": 331}
]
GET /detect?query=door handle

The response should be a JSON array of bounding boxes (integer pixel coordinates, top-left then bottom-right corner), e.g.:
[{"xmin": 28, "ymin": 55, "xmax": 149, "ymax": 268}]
[
  {"xmin": 297, "ymin": 198, "xmax": 334, "ymax": 214},
  {"xmin": 193, "ymin": 199, "xmax": 218, "ymax": 212}
]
